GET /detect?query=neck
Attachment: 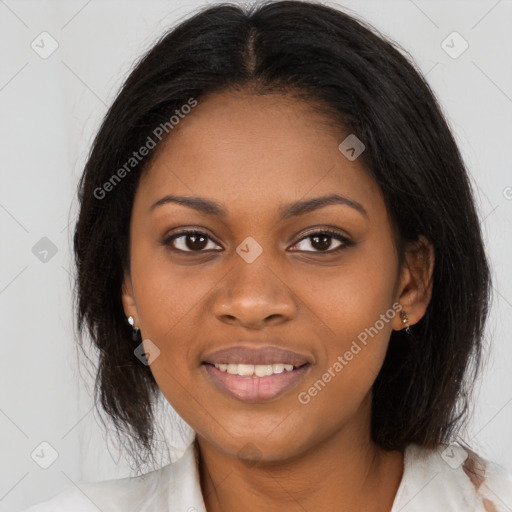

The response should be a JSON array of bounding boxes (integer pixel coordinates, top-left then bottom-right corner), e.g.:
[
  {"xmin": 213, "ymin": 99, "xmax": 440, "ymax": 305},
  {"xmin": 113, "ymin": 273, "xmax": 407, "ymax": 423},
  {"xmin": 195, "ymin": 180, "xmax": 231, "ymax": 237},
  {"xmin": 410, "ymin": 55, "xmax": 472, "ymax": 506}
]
[{"xmin": 196, "ymin": 400, "xmax": 404, "ymax": 512}]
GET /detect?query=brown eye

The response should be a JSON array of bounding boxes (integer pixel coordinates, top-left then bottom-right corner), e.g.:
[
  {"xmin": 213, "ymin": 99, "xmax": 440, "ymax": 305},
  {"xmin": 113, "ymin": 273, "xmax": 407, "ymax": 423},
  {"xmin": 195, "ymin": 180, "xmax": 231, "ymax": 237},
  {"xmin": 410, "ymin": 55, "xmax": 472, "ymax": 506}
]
[
  {"xmin": 164, "ymin": 230, "xmax": 222, "ymax": 252},
  {"xmin": 291, "ymin": 230, "xmax": 352, "ymax": 253}
]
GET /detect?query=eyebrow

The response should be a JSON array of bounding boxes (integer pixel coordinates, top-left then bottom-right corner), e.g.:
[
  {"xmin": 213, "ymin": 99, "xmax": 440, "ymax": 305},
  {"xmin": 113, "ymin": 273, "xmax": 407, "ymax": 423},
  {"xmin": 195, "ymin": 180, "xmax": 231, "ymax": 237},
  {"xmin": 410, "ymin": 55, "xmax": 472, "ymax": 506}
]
[{"xmin": 149, "ymin": 193, "xmax": 368, "ymax": 219}]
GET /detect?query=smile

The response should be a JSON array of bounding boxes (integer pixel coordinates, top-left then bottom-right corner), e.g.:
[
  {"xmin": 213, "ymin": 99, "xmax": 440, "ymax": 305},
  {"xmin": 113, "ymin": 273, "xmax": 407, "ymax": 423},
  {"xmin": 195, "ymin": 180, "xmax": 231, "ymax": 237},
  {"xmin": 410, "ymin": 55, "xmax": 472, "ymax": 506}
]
[{"xmin": 203, "ymin": 362, "xmax": 310, "ymax": 403}]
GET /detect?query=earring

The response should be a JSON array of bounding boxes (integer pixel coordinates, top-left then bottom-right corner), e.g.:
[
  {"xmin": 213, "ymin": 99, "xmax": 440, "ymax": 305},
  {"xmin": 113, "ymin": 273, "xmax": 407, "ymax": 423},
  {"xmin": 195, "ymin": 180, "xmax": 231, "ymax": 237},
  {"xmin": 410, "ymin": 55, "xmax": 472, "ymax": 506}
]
[
  {"xmin": 127, "ymin": 316, "xmax": 140, "ymax": 341},
  {"xmin": 399, "ymin": 310, "xmax": 411, "ymax": 335}
]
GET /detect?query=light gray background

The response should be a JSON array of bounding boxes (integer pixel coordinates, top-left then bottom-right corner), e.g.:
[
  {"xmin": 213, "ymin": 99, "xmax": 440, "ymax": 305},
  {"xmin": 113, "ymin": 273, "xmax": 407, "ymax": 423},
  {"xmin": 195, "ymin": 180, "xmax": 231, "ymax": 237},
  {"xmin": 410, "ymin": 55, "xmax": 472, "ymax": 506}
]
[{"xmin": 1, "ymin": 0, "xmax": 511, "ymax": 510}]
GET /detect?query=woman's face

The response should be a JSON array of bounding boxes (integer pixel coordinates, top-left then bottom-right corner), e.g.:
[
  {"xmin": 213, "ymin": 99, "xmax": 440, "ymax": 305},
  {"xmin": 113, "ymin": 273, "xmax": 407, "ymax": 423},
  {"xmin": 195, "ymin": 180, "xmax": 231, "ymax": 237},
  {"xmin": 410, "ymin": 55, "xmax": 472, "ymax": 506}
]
[{"xmin": 122, "ymin": 91, "xmax": 424, "ymax": 462}]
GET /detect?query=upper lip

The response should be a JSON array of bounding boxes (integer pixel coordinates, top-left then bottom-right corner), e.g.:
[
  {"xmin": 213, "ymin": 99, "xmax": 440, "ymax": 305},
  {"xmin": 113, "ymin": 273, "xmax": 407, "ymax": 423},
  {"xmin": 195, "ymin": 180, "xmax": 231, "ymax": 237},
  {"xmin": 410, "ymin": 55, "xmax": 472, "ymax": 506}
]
[{"xmin": 202, "ymin": 344, "xmax": 312, "ymax": 366}]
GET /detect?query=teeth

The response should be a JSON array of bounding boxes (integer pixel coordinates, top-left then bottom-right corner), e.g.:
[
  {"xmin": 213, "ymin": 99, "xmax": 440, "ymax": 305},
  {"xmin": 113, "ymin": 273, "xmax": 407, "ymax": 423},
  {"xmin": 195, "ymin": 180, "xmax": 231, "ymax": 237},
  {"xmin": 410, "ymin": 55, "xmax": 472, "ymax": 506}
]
[{"xmin": 212, "ymin": 363, "xmax": 297, "ymax": 376}]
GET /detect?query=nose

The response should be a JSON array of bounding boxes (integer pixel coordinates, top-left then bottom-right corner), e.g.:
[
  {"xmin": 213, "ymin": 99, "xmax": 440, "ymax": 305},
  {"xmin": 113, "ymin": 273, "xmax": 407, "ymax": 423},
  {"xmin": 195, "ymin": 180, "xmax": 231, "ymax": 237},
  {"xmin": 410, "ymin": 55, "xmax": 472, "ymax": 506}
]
[{"xmin": 212, "ymin": 257, "xmax": 297, "ymax": 329}]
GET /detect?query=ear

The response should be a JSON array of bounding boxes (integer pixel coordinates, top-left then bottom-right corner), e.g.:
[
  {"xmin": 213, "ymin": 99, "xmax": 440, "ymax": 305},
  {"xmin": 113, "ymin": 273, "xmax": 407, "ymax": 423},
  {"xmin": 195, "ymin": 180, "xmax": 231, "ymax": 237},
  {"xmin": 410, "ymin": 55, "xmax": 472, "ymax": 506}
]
[
  {"xmin": 392, "ymin": 235, "xmax": 434, "ymax": 331},
  {"xmin": 121, "ymin": 271, "xmax": 138, "ymax": 326}
]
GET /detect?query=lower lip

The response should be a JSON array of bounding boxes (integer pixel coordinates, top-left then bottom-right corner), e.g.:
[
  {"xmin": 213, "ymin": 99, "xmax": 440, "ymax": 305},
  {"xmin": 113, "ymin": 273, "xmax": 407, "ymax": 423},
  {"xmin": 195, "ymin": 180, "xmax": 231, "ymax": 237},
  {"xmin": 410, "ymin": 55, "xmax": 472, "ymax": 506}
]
[{"xmin": 203, "ymin": 363, "xmax": 311, "ymax": 403}]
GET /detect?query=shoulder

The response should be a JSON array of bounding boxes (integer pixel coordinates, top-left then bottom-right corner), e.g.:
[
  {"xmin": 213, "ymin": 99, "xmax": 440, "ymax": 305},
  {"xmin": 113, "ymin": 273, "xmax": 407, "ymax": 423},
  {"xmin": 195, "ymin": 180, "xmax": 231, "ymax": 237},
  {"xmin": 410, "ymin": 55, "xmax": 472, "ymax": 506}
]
[
  {"xmin": 21, "ymin": 442, "xmax": 204, "ymax": 512},
  {"xmin": 21, "ymin": 464, "xmax": 174, "ymax": 512},
  {"xmin": 393, "ymin": 443, "xmax": 512, "ymax": 512}
]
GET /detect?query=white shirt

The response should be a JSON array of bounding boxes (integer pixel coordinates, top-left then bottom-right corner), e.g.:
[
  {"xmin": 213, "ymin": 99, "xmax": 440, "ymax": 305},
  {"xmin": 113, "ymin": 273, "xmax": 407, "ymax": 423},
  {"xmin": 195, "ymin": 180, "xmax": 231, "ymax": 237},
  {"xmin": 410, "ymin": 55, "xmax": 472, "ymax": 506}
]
[{"xmin": 23, "ymin": 441, "xmax": 512, "ymax": 511}]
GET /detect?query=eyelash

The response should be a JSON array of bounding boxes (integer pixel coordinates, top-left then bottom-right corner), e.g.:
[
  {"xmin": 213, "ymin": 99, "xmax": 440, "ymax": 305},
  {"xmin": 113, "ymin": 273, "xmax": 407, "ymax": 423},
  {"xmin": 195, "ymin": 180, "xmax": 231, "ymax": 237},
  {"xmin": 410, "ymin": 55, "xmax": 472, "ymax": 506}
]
[{"xmin": 162, "ymin": 228, "xmax": 353, "ymax": 255}]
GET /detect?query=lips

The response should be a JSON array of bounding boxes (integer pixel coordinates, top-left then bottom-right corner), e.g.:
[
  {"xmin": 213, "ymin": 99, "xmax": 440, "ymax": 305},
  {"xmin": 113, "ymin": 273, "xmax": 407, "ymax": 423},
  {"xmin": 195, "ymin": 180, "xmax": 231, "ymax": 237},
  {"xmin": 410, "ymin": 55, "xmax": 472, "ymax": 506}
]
[{"xmin": 202, "ymin": 344, "xmax": 312, "ymax": 403}]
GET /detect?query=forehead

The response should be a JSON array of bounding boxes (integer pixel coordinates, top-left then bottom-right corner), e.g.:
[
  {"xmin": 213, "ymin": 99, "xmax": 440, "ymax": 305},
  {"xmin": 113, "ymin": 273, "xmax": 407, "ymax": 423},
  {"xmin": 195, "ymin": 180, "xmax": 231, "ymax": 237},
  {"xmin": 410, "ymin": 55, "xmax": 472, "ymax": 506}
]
[{"xmin": 137, "ymin": 90, "xmax": 384, "ymax": 221}]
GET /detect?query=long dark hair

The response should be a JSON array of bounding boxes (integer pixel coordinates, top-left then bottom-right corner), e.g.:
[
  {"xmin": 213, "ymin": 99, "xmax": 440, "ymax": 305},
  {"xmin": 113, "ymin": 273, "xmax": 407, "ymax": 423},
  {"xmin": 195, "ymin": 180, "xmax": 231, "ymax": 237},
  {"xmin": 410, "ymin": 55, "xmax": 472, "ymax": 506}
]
[{"xmin": 73, "ymin": 0, "xmax": 491, "ymax": 472}]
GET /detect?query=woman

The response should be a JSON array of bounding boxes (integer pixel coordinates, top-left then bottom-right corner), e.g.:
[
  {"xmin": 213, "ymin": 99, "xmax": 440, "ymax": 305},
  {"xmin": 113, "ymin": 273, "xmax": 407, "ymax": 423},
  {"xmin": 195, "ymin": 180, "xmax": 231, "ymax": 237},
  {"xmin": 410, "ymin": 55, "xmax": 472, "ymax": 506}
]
[{"xmin": 24, "ymin": 1, "xmax": 512, "ymax": 510}]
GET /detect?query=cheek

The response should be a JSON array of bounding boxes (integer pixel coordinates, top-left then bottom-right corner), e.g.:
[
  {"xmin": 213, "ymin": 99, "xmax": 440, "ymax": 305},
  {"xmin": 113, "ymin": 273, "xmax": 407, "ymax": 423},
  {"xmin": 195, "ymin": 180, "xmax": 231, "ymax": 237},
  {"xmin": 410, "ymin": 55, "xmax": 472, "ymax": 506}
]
[
  {"xmin": 130, "ymin": 252, "xmax": 209, "ymax": 422},
  {"xmin": 131, "ymin": 244, "xmax": 216, "ymax": 342},
  {"xmin": 299, "ymin": 241, "xmax": 398, "ymax": 342},
  {"xmin": 296, "ymin": 241, "xmax": 398, "ymax": 400},
  {"xmin": 128, "ymin": 249, "xmax": 219, "ymax": 408}
]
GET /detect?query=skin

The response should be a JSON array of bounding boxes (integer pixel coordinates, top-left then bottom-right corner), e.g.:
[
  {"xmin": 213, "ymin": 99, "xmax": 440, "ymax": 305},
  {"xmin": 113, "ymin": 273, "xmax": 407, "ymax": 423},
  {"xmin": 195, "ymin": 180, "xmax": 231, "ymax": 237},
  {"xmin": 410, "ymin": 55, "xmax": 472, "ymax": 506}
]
[{"xmin": 122, "ymin": 90, "xmax": 434, "ymax": 512}]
